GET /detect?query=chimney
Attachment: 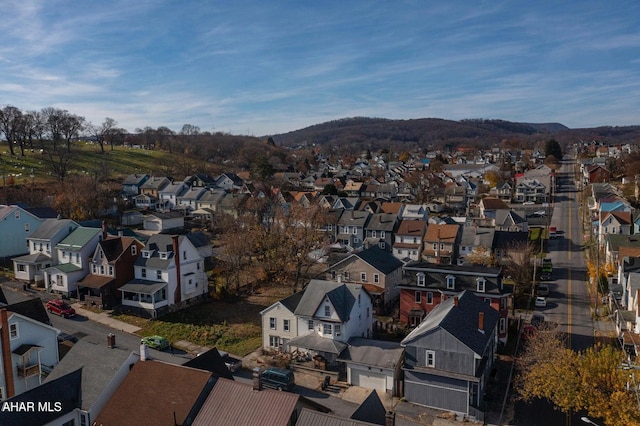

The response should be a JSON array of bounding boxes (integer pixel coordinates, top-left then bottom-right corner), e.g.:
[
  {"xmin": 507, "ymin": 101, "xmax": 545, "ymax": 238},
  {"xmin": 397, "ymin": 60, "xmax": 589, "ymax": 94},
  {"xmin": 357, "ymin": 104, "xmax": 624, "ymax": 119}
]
[
  {"xmin": 140, "ymin": 342, "xmax": 149, "ymax": 361},
  {"xmin": 107, "ymin": 333, "xmax": 116, "ymax": 348},
  {"xmin": 0, "ymin": 309, "xmax": 15, "ymax": 398},
  {"xmin": 252, "ymin": 367, "xmax": 262, "ymax": 391},
  {"xmin": 102, "ymin": 220, "xmax": 108, "ymax": 240},
  {"xmin": 454, "ymin": 296, "xmax": 458, "ymax": 307},
  {"xmin": 172, "ymin": 235, "xmax": 182, "ymax": 304},
  {"xmin": 385, "ymin": 411, "xmax": 396, "ymax": 426},
  {"xmin": 478, "ymin": 312, "xmax": 485, "ymax": 333}
]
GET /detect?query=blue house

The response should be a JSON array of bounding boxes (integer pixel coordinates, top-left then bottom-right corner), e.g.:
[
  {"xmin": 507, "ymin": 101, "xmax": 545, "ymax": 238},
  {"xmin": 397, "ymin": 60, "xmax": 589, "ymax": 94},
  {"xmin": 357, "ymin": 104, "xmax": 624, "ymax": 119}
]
[{"xmin": 0, "ymin": 205, "xmax": 48, "ymax": 259}]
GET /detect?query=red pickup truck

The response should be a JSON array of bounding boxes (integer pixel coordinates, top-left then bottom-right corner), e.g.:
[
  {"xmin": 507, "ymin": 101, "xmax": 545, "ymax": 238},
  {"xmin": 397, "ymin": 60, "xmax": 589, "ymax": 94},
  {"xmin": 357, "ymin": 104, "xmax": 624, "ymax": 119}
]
[{"xmin": 46, "ymin": 299, "xmax": 76, "ymax": 318}]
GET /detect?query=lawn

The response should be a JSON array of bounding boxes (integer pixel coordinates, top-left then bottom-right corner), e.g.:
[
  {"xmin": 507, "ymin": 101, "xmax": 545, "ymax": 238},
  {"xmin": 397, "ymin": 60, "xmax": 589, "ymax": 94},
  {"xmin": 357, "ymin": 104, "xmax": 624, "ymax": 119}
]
[{"xmin": 113, "ymin": 285, "xmax": 294, "ymax": 356}]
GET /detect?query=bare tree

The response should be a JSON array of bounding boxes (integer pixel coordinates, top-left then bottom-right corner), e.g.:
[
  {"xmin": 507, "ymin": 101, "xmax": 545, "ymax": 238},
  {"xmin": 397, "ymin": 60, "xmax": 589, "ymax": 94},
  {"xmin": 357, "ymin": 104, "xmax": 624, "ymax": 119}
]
[
  {"xmin": 0, "ymin": 105, "xmax": 22, "ymax": 156},
  {"xmin": 42, "ymin": 107, "xmax": 65, "ymax": 151},
  {"xmin": 87, "ymin": 117, "xmax": 117, "ymax": 153},
  {"xmin": 60, "ymin": 112, "xmax": 85, "ymax": 153}
]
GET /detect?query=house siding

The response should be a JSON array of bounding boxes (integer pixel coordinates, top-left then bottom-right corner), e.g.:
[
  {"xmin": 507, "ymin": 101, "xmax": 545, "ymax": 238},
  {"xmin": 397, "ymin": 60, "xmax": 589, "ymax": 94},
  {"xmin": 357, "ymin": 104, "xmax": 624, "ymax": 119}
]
[{"xmin": 404, "ymin": 370, "xmax": 469, "ymax": 413}]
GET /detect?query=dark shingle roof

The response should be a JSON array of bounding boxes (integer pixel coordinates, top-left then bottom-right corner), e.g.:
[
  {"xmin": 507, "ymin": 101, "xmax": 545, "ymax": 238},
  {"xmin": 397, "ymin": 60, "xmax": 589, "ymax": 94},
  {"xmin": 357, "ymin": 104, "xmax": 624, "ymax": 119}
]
[
  {"xmin": 183, "ymin": 347, "xmax": 234, "ymax": 380},
  {"xmin": 350, "ymin": 390, "xmax": 387, "ymax": 425},
  {"xmin": 354, "ymin": 246, "xmax": 403, "ymax": 274},
  {"xmin": 295, "ymin": 280, "xmax": 361, "ymax": 322},
  {"xmin": 7, "ymin": 298, "xmax": 51, "ymax": 325}
]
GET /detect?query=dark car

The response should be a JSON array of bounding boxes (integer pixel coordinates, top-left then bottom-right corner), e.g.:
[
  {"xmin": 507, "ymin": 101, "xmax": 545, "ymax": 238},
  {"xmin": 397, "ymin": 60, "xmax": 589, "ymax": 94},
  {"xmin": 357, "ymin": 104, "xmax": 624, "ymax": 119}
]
[
  {"xmin": 57, "ymin": 332, "xmax": 78, "ymax": 343},
  {"xmin": 46, "ymin": 299, "xmax": 76, "ymax": 318}
]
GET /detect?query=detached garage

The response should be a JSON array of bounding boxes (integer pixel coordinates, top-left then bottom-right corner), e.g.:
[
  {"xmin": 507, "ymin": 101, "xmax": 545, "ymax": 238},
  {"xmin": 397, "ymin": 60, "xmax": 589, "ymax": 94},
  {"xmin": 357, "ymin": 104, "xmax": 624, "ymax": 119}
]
[{"xmin": 338, "ymin": 337, "xmax": 404, "ymax": 396}]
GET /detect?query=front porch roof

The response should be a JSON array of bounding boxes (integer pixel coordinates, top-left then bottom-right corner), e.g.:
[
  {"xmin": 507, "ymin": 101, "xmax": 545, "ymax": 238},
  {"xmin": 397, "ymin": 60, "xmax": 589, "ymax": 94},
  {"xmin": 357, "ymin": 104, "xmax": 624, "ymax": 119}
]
[
  {"xmin": 47, "ymin": 263, "xmax": 82, "ymax": 273},
  {"xmin": 119, "ymin": 279, "xmax": 166, "ymax": 295},
  {"xmin": 288, "ymin": 332, "xmax": 347, "ymax": 355},
  {"xmin": 13, "ymin": 344, "xmax": 42, "ymax": 356},
  {"xmin": 77, "ymin": 275, "xmax": 114, "ymax": 289},
  {"xmin": 12, "ymin": 252, "xmax": 52, "ymax": 264}
]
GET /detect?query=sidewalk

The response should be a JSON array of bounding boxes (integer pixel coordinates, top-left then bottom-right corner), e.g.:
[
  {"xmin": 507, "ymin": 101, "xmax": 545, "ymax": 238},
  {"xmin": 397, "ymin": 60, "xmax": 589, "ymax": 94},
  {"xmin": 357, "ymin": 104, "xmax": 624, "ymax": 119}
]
[{"xmin": 71, "ymin": 303, "xmax": 142, "ymax": 334}]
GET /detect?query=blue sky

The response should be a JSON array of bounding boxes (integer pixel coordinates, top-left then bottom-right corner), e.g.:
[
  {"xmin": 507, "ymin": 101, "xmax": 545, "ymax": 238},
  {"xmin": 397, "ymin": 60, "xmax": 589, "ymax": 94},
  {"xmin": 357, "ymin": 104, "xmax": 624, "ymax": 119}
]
[{"xmin": 0, "ymin": 1, "xmax": 638, "ymax": 136}]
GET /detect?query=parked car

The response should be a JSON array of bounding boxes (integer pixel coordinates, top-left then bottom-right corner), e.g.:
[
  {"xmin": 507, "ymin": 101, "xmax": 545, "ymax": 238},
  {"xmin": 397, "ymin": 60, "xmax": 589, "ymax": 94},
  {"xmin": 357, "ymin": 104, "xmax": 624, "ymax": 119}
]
[
  {"xmin": 261, "ymin": 367, "xmax": 295, "ymax": 392},
  {"xmin": 57, "ymin": 332, "xmax": 78, "ymax": 343},
  {"xmin": 140, "ymin": 335, "xmax": 170, "ymax": 350},
  {"xmin": 46, "ymin": 299, "xmax": 76, "ymax": 318},
  {"xmin": 540, "ymin": 272, "xmax": 551, "ymax": 281},
  {"xmin": 535, "ymin": 297, "xmax": 547, "ymax": 308},
  {"xmin": 523, "ymin": 201, "xmax": 535, "ymax": 205},
  {"xmin": 537, "ymin": 283, "xmax": 550, "ymax": 297},
  {"xmin": 218, "ymin": 350, "xmax": 242, "ymax": 372}
]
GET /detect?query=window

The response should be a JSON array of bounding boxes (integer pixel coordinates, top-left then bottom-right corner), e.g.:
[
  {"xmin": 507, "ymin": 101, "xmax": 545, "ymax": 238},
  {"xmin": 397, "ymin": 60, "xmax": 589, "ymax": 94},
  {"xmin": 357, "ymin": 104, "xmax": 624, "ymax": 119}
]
[
  {"xmin": 156, "ymin": 270, "xmax": 162, "ymax": 280},
  {"xmin": 141, "ymin": 268, "xmax": 146, "ymax": 278},
  {"xmin": 380, "ymin": 231, "xmax": 385, "ymax": 238},
  {"xmin": 9, "ymin": 323, "xmax": 18, "ymax": 339},
  {"xmin": 269, "ymin": 335, "xmax": 279, "ymax": 348},
  {"xmin": 24, "ymin": 223, "xmax": 30, "ymax": 232},
  {"xmin": 183, "ymin": 251, "xmax": 186, "ymax": 260},
  {"xmin": 335, "ymin": 324, "xmax": 341, "ymax": 336},
  {"xmin": 417, "ymin": 272, "xmax": 425, "ymax": 287},
  {"xmin": 500, "ymin": 298, "xmax": 507, "ymax": 310},
  {"xmin": 108, "ymin": 266, "xmax": 113, "ymax": 275},
  {"xmin": 414, "ymin": 291, "xmax": 421, "ymax": 303},
  {"xmin": 432, "ymin": 243, "xmax": 437, "ymax": 250},
  {"xmin": 331, "ymin": 270, "xmax": 336, "ymax": 280},
  {"xmin": 477, "ymin": 278, "xmax": 486, "ymax": 292},
  {"xmin": 371, "ymin": 230, "xmax": 376, "ymax": 238},
  {"xmin": 323, "ymin": 323, "xmax": 332, "ymax": 335},
  {"xmin": 361, "ymin": 272, "xmax": 367, "ymax": 282},
  {"xmin": 14, "ymin": 210, "xmax": 19, "ymax": 219},
  {"xmin": 17, "ymin": 264, "xmax": 25, "ymax": 272},
  {"xmin": 484, "ymin": 298, "xmax": 491, "ymax": 304},
  {"xmin": 425, "ymin": 350, "xmax": 435, "ymax": 368},
  {"xmin": 343, "ymin": 272, "xmax": 350, "ymax": 281},
  {"xmin": 324, "ymin": 305, "xmax": 330, "ymax": 316},
  {"xmin": 499, "ymin": 318, "xmax": 506, "ymax": 334},
  {"xmin": 374, "ymin": 274, "xmax": 379, "ymax": 283},
  {"xmin": 283, "ymin": 319, "xmax": 290, "ymax": 332},
  {"xmin": 99, "ymin": 250, "xmax": 104, "ymax": 259},
  {"xmin": 426, "ymin": 292, "xmax": 433, "ymax": 304},
  {"xmin": 308, "ymin": 319, "xmax": 314, "ymax": 330},
  {"xmin": 353, "ymin": 237, "xmax": 359, "ymax": 243},
  {"xmin": 131, "ymin": 245, "xmax": 137, "ymax": 256},
  {"xmin": 379, "ymin": 242, "xmax": 385, "ymax": 249},
  {"xmin": 100, "ymin": 265, "xmax": 105, "ymax": 275},
  {"xmin": 440, "ymin": 243, "xmax": 445, "ymax": 250},
  {"xmin": 446, "ymin": 275, "xmax": 455, "ymax": 290},
  {"xmin": 269, "ymin": 317, "xmax": 276, "ymax": 330},
  {"xmin": 197, "ymin": 263, "xmax": 200, "ymax": 270},
  {"xmin": 75, "ymin": 253, "xmax": 80, "ymax": 263},
  {"xmin": 352, "ymin": 227, "xmax": 357, "ymax": 235}
]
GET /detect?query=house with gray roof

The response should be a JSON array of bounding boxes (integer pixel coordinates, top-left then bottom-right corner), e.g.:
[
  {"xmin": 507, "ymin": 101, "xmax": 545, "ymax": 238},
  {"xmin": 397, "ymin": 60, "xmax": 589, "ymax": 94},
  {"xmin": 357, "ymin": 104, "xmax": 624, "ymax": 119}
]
[
  {"xmin": 401, "ymin": 290, "xmax": 499, "ymax": 421},
  {"xmin": 158, "ymin": 181, "xmax": 188, "ymax": 210},
  {"xmin": 122, "ymin": 173, "xmax": 149, "ymax": 197},
  {"xmin": 44, "ymin": 340, "xmax": 140, "ymax": 426},
  {"xmin": 336, "ymin": 210, "xmax": 370, "ymax": 251},
  {"xmin": 364, "ymin": 212, "xmax": 397, "ymax": 251},
  {"xmin": 260, "ymin": 289, "xmax": 305, "ymax": 353},
  {"xmin": 457, "ymin": 225, "xmax": 495, "ymax": 266},
  {"xmin": 275, "ymin": 280, "xmax": 373, "ymax": 366},
  {"xmin": 0, "ymin": 204, "xmax": 51, "ymax": 259},
  {"xmin": 43, "ymin": 226, "xmax": 102, "ymax": 297},
  {"xmin": 13, "ymin": 218, "xmax": 79, "ymax": 283},
  {"xmin": 119, "ymin": 234, "xmax": 207, "ymax": 318}
]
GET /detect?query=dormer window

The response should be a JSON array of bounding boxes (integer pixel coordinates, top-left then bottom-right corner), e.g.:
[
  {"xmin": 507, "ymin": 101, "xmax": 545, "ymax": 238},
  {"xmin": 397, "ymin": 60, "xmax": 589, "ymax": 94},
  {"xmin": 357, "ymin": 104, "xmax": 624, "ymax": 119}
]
[
  {"xmin": 160, "ymin": 252, "xmax": 168, "ymax": 260},
  {"xmin": 477, "ymin": 277, "xmax": 486, "ymax": 292},
  {"xmin": 142, "ymin": 250, "xmax": 151, "ymax": 258},
  {"xmin": 446, "ymin": 275, "xmax": 455, "ymax": 290},
  {"xmin": 417, "ymin": 272, "xmax": 425, "ymax": 287}
]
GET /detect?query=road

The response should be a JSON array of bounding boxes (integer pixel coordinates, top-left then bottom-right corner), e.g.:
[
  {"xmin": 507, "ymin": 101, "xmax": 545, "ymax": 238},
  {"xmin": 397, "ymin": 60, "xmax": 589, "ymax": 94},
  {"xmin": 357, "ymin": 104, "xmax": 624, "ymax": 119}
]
[{"xmin": 512, "ymin": 159, "xmax": 595, "ymax": 425}]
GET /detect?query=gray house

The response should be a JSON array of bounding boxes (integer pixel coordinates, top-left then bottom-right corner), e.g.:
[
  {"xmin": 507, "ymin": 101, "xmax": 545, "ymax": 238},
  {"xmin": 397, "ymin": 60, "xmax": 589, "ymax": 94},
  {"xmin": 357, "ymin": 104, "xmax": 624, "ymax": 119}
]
[{"xmin": 401, "ymin": 290, "xmax": 499, "ymax": 421}]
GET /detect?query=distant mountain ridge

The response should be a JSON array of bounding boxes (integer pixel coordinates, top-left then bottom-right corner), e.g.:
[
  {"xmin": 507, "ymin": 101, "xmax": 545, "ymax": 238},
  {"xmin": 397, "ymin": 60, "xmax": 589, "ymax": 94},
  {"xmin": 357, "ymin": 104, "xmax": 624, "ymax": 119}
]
[{"xmin": 269, "ymin": 117, "xmax": 639, "ymax": 149}]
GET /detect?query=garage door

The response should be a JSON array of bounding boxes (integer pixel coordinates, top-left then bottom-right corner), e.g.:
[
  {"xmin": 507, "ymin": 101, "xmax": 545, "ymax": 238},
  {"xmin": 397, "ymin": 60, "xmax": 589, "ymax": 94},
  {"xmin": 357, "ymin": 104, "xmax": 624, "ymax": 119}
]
[{"xmin": 351, "ymin": 369, "xmax": 386, "ymax": 391}]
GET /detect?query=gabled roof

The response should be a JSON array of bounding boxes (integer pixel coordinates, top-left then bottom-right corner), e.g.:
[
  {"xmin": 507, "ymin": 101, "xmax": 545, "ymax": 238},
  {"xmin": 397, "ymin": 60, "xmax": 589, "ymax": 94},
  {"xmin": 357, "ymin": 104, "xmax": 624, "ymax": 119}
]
[
  {"xmin": 337, "ymin": 210, "xmax": 370, "ymax": 227},
  {"xmin": 5, "ymin": 297, "xmax": 51, "ymax": 325},
  {"xmin": 294, "ymin": 280, "xmax": 362, "ymax": 322},
  {"xmin": 94, "ymin": 360, "xmax": 215, "ymax": 426},
  {"xmin": 350, "ymin": 390, "xmax": 388, "ymax": 425},
  {"xmin": 192, "ymin": 378, "xmax": 299, "ymax": 426},
  {"xmin": 366, "ymin": 212, "xmax": 397, "ymax": 232},
  {"xmin": 3, "ymin": 368, "xmax": 81, "ymax": 426},
  {"xmin": 401, "ymin": 290, "xmax": 499, "ymax": 355},
  {"xmin": 186, "ymin": 232, "xmax": 211, "ymax": 249},
  {"xmin": 351, "ymin": 246, "xmax": 403, "ymax": 274},
  {"xmin": 99, "ymin": 236, "xmax": 139, "ymax": 262},
  {"xmin": 395, "ymin": 219, "xmax": 427, "ymax": 236},
  {"xmin": 460, "ymin": 226, "xmax": 495, "ymax": 248},
  {"xmin": 183, "ymin": 347, "xmax": 234, "ymax": 380},
  {"xmin": 379, "ymin": 202, "xmax": 402, "ymax": 214},
  {"xmin": 601, "ymin": 210, "xmax": 632, "ymax": 225},
  {"xmin": 297, "ymin": 408, "xmax": 381, "ymax": 426},
  {"xmin": 123, "ymin": 173, "xmax": 148, "ymax": 185},
  {"xmin": 480, "ymin": 197, "xmax": 510, "ymax": 210},
  {"xmin": 338, "ymin": 337, "xmax": 403, "ymax": 370},
  {"xmin": 423, "ymin": 223, "xmax": 459, "ymax": 243},
  {"xmin": 28, "ymin": 218, "xmax": 78, "ymax": 240}
]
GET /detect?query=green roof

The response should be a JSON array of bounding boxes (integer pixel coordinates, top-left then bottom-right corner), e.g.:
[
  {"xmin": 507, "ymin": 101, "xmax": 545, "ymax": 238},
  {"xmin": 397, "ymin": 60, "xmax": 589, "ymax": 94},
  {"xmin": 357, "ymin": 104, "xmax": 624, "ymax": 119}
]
[
  {"xmin": 50, "ymin": 263, "xmax": 82, "ymax": 273},
  {"xmin": 56, "ymin": 227, "xmax": 101, "ymax": 251}
]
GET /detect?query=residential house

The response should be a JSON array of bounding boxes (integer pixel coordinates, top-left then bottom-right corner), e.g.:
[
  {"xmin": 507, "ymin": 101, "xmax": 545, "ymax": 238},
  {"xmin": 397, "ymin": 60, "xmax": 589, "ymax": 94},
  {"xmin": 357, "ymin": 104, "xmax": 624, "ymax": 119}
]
[
  {"xmin": 478, "ymin": 198, "xmax": 510, "ymax": 220},
  {"xmin": 13, "ymin": 218, "xmax": 79, "ymax": 284},
  {"xmin": 514, "ymin": 178, "xmax": 547, "ymax": 204},
  {"xmin": 192, "ymin": 375, "xmax": 306, "ymax": 426},
  {"xmin": 122, "ymin": 173, "xmax": 149, "ymax": 197},
  {"xmin": 399, "ymin": 262, "xmax": 510, "ymax": 342},
  {"xmin": 599, "ymin": 211, "xmax": 633, "ymax": 244},
  {"xmin": 392, "ymin": 219, "xmax": 427, "ymax": 262},
  {"xmin": 285, "ymin": 280, "xmax": 373, "ymax": 365},
  {"xmin": 217, "ymin": 193, "xmax": 249, "ymax": 218},
  {"xmin": 333, "ymin": 197, "xmax": 361, "ymax": 211},
  {"xmin": 194, "ymin": 189, "xmax": 226, "ymax": 212},
  {"xmin": 421, "ymin": 223, "xmax": 460, "ymax": 265},
  {"xmin": 140, "ymin": 176, "xmax": 171, "ymax": 198},
  {"xmin": 176, "ymin": 187, "xmax": 207, "ymax": 214},
  {"xmin": 132, "ymin": 193, "xmax": 159, "ymax": 210},
  {"xmin": 118, "ymin": 234, "xmax": 208, "ymax": 318},
  {"xmin": 158, "ymin": 181, "xmax": 188, "ymax": 210},
  {"xmin": 344, "ymin": 180, "xmax": 364, "ymax": 197},
  {"xmin": 492, "ymin": 231, "xmax": 529, "ymax": 265},
  {"xmin": 0, "ymin": 204, "xmax": 48, "ymax": 259},
  {"xmin": 336, "ymin": 210, "xmax": 370, "ymax": 251},
  {"xmin": 143, "ymin": 211, "xmax": 185, "ymax": 233},
  {"xmin": 584, "ymin": 165, "xmax": 611, "ymax": 184},
  {"xmin": 93, "ymin": 359, "xmax": 216, "ymax": 426},
  {"xmin": 44, "ymin": 340, "xmax": 140, "ymax": 426},
  {"xmin": 215, "ymin": 172, "xmax": 244, "ymax": 191},
  {"xmin": 337, "ymin": 337, "xmax": 404, "ymax": 396},
  {"xmin": 364, "ymin": 212, "xmax": 397, "ymax": 251},
  {"xmin": 490, "ymin": 181, "xmax": 513, "ymax": 201},
  {"xmin": 400, "ymin": 204, "xmax": 429, "ymax": 220},
  {"xmin": 120, "ymin": 210, "xmax": 143, "ymax": 226},
  {"xmin": 44, "ymin": 227, "xmax": 102, "ymax": 297},
  {"xmin": 260, "ymin": 291, "xmax": 305, "ymax": 352},
  {"xmin": 401, "ymin": 290, "xmax": 499, "ymax": 421},
  {"xmin": 77, "ymin": 233, "xmax": 144, "ymax": 309},
  {"xmin": 494, "ymin": 210, "xmax": 527, "ymax": 232},
  {"xmin": 458, "ymin": 226, "xmax": 495, "ymax": 266},
  {"xmin": 184, "ymin": 173, "xmax": 217, "ymax": 188},
  {"xmin": 327, "ymin": 246, "xmax": 403, "ymax": 314},
  {"xmin": 0, "ymin": 296, "xmax": 59, "ymax": 400}
]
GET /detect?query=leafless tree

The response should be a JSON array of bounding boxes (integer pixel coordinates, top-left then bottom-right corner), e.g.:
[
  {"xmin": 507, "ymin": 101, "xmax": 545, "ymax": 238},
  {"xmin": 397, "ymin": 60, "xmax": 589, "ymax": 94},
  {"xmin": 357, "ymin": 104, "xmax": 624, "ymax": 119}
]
[{"xmin": 0, "ymin": 105, "xmax": 22, "ymax": 156}]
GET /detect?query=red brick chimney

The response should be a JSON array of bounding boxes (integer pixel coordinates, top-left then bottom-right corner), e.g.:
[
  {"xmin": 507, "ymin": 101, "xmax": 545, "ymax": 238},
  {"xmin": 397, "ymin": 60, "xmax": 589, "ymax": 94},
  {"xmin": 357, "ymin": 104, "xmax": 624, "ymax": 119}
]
[
  {"xmin": 385, "ymin": 410, "xmax": 396, "ymax": 426},
  {"xmin": 172, "ymin": 235, "xmax": 182, "ymax": 304},
  {"xmin": 1, "ymin": 309, "xmax": 16, "ymax": 398},
  {"xmin": 478, "ymin": 311, "xmax": 485, "ymax": 333},
  {"xmin": 453, "ymin": 296, "xmax": 458, "ymax": 307},
  {"xmin": 102, "ymin": 220, "xmax": 108, "ymax": 240}
]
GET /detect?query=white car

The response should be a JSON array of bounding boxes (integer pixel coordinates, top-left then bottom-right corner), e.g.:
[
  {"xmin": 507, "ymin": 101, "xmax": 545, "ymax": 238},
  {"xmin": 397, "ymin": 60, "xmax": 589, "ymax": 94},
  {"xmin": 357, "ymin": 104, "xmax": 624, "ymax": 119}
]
[
  {"xmin": 535, "ymin": 297, "xmax": 547, "ymax": 308},
  {"xmin": 523, "ymin": 201, "xmax": 535, "ymax": 205}
]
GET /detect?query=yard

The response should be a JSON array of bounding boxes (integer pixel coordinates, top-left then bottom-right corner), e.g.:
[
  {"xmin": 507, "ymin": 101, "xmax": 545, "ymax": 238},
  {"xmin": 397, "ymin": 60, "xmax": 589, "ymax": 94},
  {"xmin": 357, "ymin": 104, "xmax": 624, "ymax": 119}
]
[{"xmin": 112, "ymin": 284, "xmax": 294, "ymax": 356}]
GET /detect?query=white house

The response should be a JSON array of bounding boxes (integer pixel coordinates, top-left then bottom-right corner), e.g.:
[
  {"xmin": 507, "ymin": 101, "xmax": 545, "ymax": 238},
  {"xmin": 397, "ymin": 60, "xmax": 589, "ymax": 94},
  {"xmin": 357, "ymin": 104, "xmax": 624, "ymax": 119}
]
[
  {"xmin": 118, "ymin": 234, "xmax": 208, "ymax": 318},
  {"xmin": 44, "ymin": 227, "xmax": 102, "ymax": 297},
  {"xmin": 143, "ymin": 211, "xmax": 185, "ymax": 233},
  {"xmin": 260, "ymin": 291, "xmax": 304, "ymax": 352},
  {"xmin": 13, "ymin": 219, "xmax": 79, "ymax": 283}
]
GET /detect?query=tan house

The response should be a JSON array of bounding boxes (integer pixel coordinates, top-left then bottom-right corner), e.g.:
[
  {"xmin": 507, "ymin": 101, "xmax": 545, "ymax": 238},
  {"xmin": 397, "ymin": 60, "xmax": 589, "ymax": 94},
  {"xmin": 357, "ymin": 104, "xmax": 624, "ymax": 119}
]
[{"xmin": 422, "ymin": 223, "xmax": 460, "ymax": 265}]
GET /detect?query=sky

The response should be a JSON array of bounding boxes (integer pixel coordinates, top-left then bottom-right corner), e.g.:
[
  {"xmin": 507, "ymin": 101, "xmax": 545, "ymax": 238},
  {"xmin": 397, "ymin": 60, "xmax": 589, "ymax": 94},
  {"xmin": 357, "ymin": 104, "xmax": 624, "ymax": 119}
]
[{"xmin": 0, "ymin": 1, "xmax": 639, "ymax": 136}]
